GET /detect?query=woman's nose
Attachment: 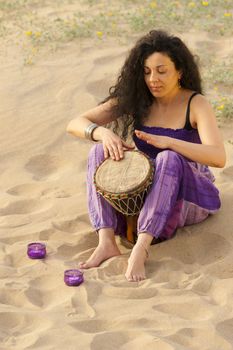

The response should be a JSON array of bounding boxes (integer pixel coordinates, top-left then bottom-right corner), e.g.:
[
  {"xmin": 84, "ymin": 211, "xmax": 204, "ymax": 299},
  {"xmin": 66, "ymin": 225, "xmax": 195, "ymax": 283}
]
[{"xmin": 149, "ymin": 72, "xmax": 159, "ymax": 82}]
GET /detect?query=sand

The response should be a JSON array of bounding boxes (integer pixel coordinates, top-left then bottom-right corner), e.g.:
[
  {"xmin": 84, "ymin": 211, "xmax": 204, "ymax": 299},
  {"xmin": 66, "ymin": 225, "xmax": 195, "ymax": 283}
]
[{"xmin": 0, "ymin": 4, "xmax": 233, "ymax": 350}]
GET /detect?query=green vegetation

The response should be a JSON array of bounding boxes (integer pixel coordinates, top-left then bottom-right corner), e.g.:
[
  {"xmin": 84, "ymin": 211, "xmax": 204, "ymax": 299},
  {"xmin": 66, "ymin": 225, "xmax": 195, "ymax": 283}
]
[{"xmin": 0, "ymin": 0, "xmax": 232, "ymax": 118}]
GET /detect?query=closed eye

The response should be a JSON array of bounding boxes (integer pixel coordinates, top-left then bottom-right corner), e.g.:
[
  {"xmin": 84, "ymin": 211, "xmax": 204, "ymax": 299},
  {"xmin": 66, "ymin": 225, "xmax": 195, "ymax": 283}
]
[{"xmin": 144, "ymin": 70, "xmax": 167, "ymax": 75}]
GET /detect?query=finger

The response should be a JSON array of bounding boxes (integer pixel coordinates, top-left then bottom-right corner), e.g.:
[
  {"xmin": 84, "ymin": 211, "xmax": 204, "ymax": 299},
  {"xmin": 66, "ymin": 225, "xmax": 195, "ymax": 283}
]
[
  {"xmin": 112, "ymin": 144, "xmax": 121, "ymax": 160},
  {"xmin": 103, "ymin": 147, "xmax": 109, "ymax": 159},
  {"xmin": 108, "ymin": 147, "xmax": 115, "ymax": 159},
  {"xmin": 117, "ymin": 144, "xmax": 124, "ymax": 159},
  {"xmin": 134, "ymin": 130, "xmax": 145, "ymax": 137},
  {"xmin": 135, "ymin": 130, "xmax": 149, "ymax": 141},
  {"xmin": 108, "ymin": 145, "xmax": 119, "ymax": 160},
  {"xmin": 122, "ymin": 141, "xmax": 135, "ymax": 149}
]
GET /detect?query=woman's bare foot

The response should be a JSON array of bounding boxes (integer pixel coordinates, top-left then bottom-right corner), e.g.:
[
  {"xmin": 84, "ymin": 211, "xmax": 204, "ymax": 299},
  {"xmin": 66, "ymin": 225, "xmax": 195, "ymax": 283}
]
[
  {"xmin": 125, "ymin": 244, "xmax": 148, "ymax": 282},
  {"xmin": 79, "ymin": 240, "xmax": 121, "ymax": 269}
]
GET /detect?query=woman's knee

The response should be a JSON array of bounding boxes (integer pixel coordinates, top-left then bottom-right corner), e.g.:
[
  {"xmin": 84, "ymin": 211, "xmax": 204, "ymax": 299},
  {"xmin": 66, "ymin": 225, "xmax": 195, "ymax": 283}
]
[
  {"xmin": 155, "ymin": 150, "xmax": 183, "ymax": 175},
  {"xmin": 156, "ymin": 150, "xmax": 180, "ymax": 163}
]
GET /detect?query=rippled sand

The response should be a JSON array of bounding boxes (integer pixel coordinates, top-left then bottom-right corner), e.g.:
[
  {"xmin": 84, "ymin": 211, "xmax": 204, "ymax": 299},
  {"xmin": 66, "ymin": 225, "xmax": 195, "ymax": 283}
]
[{"xmin": 0, "ymin": 4, "xmax": 233, "ymax": 349}]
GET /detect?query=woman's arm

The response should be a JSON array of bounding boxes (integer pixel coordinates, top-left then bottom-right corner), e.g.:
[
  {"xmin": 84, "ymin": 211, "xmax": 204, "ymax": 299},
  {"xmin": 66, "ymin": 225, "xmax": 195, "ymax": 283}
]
[
  {"xmin": 171, "ymin": 95, "xmax": 226, "ymax": 167},
  {"xmin": 135, "ymin": 95, "xmax": 226, "ymax": 168},
  {"xmin": 66, "ymin": 98, "xmax": 135, "ymax": 160},
  {"xmin": 66, "ymin": 99, "xmax": 117, "ymax": 141}
]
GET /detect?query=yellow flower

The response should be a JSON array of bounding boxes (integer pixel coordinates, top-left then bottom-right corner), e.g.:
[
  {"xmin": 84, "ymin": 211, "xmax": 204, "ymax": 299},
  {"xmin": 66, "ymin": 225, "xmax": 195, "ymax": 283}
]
[
  {"xmin": 25, "ymin": 57, "xmax": 33, "ymax": 65},
  {"xmin": 25, "ymin": 31, "xmax": 33, "ymax": 36},
  {"xmin": 96, "ymin": 31, "xmax": 103, "ymax": 38},
  {"xmin": 107, "ymin": 12, "xmax": 113, "ymax": 16},
  {"xmin": 150, "ymin": 1, "xmax": 157, "ymax": 9},
  {"xmin": 34, "ymin": 31, "xmax": 41, "ymax": 38},
  {"xmin": 217, "ymin": 104, "xmax": 225, "ymax": 110},
  {"xmin": 188, "ymin": 2, "xmax": 196, "ymax": 7},
  {"xmin": 31, "ymin": 47, "xmax": 38, "ymax": 54},
  {"xmin": 202, "ymin": 1, "xmax": 209, "ymax": 6},
  {"xmin": 224, "ymin": 12, "xmax": 232, "ymax": 17}
]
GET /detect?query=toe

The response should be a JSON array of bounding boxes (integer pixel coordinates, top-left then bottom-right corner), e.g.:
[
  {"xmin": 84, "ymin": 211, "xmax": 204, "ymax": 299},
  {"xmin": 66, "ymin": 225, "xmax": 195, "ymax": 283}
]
[
  {"xmin": 125, "ymin": 273, "xmax": 133, "ymax": 282},
  {"xmin": 79, "ymin": 262, "xmax": 87, "ymax": 269},
  {"xmin": 132, "ymin": 275, "xmax": 138, "ymax": 282}
]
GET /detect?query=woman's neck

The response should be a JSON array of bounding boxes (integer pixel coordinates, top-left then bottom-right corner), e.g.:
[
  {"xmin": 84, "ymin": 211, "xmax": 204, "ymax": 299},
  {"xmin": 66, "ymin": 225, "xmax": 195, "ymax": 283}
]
[{"xmin": 155, "ymin": 87, "xmax": 184, "ymax": 107}]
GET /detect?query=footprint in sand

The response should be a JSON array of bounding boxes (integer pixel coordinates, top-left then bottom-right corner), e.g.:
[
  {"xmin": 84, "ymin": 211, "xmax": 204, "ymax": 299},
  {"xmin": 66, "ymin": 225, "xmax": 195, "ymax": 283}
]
[
  {"xmin": 170, "ymin": 232, "xmax": 230, "ymax": 266},
  {"xmin": 0, "ymin": 312, "xmax": 52, "ymax": 349},
  {"xmin": 103, "ymin": 283, "xmax": 158, "ymax": 299},
  {"xmin": 55, "ymin": 243, "xmax": 80, "ymax": 260},
  {"xmin": 38, "ymin": 228, "xmax": 55, "ymax": 241},
  {"xmin": 91, "ymin": 331, "xmax": 175, "ymax": 350},
  {"xmin": 167, "ymin": 327, "xmax": 232, "ymax": 350},
  {"xmin": 52, "ymin": 214, "xmax": 90, "ymax": 233},
  {"xmin": 216, "ymin": 318, "xmax": 233, "ymax": 344},
  {"xmin": 68, "ymin": 319, "xmax": 108, "ymax": 334},
  {"xmin": 0, "ymin": 311, "xmax": 52, "ymax": 335},
  {"xmin": 0, "ymin": 312, "xmax": 25, "ymax": 334},
  {"xmin": 86, "ymin": 78, "xmax": 112, "ymax": 101},
  {"xmin": 55, "ymin": 234, "xmax": 98, "ymax": 261},
  {"xmin": 93, "ymin": 51, "xmax": 127, "ymax": 66},
  {"xmin": 153, "ymin": 300, "xmax": 213, "ymax": 321},
  {"xmin": 6, "ymin": 183, "xmax": 45, "ymax": 197},
  {"xmin": 0, "ymin": 286, "xmax": 40, "ymax": 309},
  {"xmin": 25, "ymin": 153, "xmax": 71, "ymax": 181},
  {"xmin": 26, "ymin": 274, "xmax": 74, "ymax": 309},
  {"xmin": 0, "ymin": 198, "xmax": 50, "ymax": 216},
  {"xmin": 190, "ymin": 274, "xmax": 213, "ymax": 295},
  {"xmin": 7, "ymin": 183, "xmax": 72, "ymax": 199},
  {"xmin": 0, "ymin": 228, "xmax": 52, "ymax": 244},
  {"xmin": 0, "ymin": 214, "xmax": 31, "ymax": 228},
  {"xmin": 69, "ymin": 285, "xmax": 96, "ymax": 318}
]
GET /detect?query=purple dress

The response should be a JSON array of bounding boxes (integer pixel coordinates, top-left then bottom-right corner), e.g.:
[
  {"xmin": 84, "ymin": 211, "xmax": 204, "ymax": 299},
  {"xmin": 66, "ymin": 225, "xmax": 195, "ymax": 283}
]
[{"xmin": 86, "ymin": 93, "xmax": 220, "ymax": 241}]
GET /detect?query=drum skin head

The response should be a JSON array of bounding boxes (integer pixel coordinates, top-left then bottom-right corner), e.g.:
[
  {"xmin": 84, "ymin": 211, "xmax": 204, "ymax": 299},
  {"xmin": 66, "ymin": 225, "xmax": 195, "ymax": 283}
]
[{"xmin": 95, "ymin": 150, "xmax": 151, "ymax": 194}]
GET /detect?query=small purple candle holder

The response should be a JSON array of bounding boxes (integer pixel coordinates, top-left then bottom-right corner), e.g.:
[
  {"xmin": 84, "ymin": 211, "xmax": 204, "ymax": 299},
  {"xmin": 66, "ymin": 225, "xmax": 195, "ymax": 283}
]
[
  {"xmin": 64, "ymin": 269, "xmax": 84, "ymax": 286},
  {"xmin": 27, "ymin": 242, "xmax": 46, "ymax": 259}
]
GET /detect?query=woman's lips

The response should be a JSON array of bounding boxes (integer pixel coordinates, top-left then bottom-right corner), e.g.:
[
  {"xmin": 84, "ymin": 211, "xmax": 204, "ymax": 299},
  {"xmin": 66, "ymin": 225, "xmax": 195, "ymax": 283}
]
[{"xmin": 150, "ymin": 86, "xmax": 162, "ymax": 91}]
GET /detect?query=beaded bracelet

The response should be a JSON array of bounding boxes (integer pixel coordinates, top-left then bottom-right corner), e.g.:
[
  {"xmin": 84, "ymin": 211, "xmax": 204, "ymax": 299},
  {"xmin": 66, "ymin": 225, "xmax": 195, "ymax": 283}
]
[{"xmin": 85, "ymin": 123, "xmax": 98, "ymax": 142}]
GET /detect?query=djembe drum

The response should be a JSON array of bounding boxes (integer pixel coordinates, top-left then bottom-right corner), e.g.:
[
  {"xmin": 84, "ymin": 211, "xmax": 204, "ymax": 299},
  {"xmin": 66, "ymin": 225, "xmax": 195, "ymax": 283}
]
[{"xmin": 93, "ymin": 150, "xmax": 154, "ymax": 243}]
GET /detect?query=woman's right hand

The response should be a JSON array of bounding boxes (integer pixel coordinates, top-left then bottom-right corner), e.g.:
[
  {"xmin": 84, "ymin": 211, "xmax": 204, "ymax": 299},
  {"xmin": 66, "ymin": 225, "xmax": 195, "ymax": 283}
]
[{"xmin": 96, "ymin": 127, "xmax": 135, "ymax": 161}]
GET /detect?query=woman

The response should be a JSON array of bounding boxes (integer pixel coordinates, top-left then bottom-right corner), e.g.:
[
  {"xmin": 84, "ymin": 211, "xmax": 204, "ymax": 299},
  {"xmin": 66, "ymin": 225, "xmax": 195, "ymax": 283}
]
[{"xmin": 67, "ymin": 30, "xmax": 226, "ymax": 282}]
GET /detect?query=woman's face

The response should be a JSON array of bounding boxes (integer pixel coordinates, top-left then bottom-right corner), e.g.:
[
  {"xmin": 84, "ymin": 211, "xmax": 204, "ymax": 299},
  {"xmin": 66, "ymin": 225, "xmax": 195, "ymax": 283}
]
[{"xmin": 144, "ymin": 52, "xmax": 181, "ymax": 97}]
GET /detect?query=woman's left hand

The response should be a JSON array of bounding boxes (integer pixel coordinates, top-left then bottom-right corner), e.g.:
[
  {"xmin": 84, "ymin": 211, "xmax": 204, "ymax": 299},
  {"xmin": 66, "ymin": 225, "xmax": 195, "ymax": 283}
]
[{"xmin": 134, "ymin": 130, "xmax": 172, "ymax": 149}]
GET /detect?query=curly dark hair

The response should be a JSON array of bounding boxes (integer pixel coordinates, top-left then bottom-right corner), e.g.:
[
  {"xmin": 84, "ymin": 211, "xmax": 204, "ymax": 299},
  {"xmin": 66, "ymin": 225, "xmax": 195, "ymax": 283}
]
[{"xmin": 102, "ymin": 29, "xmax": 203, "ymax": 140}]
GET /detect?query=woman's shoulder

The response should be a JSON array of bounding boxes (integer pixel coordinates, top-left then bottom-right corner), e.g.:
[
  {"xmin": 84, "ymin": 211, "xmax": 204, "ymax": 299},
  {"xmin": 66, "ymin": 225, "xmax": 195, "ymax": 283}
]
[
  {"xmin": 182, "ymin": 90, "xmax": 211, "ymax": 112},
  {"xmin": 189, "ymin": 92, "xmax": 216, "ymax": 125},
  {"xmin": 190, "ymin": 92, "xmax": 213, "ymax": 111}
]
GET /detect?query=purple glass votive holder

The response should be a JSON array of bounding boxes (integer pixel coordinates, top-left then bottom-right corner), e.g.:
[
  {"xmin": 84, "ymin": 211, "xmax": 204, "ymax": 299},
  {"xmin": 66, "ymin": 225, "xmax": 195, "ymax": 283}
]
[
  {"xmin": 64, "ymin": 269, "xmax": 84, "ymax": 286},
  {"xmin": 27, "ymin": 242, "xmax": 46, "ymax": 259}
]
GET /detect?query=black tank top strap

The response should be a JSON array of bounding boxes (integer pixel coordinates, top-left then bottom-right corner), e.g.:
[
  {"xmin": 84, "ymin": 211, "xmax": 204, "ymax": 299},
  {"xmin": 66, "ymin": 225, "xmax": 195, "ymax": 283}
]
[{"xmin": 184, "ymin": 92, "xmax": 199, "ymax": 130}]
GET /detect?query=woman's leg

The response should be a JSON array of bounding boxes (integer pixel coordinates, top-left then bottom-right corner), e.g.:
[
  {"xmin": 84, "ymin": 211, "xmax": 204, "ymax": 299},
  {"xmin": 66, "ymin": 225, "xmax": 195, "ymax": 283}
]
[
  {"xmin": 79, "ymin": 144, "xmax": 126, "ymax": 269},
  {"xmin": 79, "ymin": 227, "xmax": 122, "ymax": 269},
  {"xmin": 126, "ymin": 150, "xmax": 183, "ymax": 281},
  {"xmin": 125, "ymin": 232, "xmax": 153, "ymax": 282},
  {"xmin": 137, "ymin": 150, "xmax": 220, "ymax": 240},
  {"xmin": 87, "ymin": 143, "xmax": 127, "ymax": 236},
  {"xmin": 125, "ymin": 150, "xmax": 220, "ymax": 281}
]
